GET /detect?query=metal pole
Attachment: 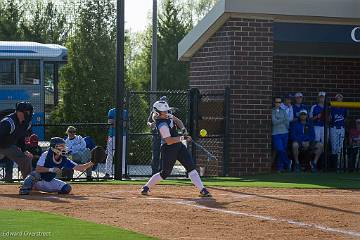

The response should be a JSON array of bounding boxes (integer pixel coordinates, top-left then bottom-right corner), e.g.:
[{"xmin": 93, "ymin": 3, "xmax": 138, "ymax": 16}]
[
  {"xmin": 151, "ymin": 0, "xmax": 158, "ymax": 91},
  {"xmin": 114, "ymin": 0, "xmax": 125, "ymax": 180},
  {"xmin": 223, "ymin": 87, "xmax": 230, "ymax": 176},
  {"xmin": 324, "ymin": 95, "xmax": 329, "ymax": 171}
]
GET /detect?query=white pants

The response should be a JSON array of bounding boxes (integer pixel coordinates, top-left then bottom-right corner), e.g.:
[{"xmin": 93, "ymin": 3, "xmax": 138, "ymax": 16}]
[
  {"xmin": 314, "ymin": 126, "xmax": 328, "ymax": 144},
  {"xmin": 105, "ymin": 136, "xmax": 115, "ymax": 175},
  {"xmin": 34, "ymin": 178, "xmax": 67, "ymax": 193},
  {"xmin": 330, "ymin": 127, "xmax": 345, "ymax": 155}
]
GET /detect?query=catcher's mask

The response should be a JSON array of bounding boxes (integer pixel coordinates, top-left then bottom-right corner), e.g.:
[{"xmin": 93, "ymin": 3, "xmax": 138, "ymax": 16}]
[{"xmin": 50, "ymin": 137, "xmax": 68, "ymax": 157}]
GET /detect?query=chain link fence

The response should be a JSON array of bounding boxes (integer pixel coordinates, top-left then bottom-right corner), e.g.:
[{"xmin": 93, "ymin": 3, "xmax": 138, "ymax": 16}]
[
  {"xmin": 0, "ymin": 88, "xmax": 230, "ymax": 182},
  {"xmin": 190, "ymin": 89, "xmax": 230, "ymax": 177},
  {"xmin": 126, "ymin": 90, "xmax": 189, "ymax": 177}
]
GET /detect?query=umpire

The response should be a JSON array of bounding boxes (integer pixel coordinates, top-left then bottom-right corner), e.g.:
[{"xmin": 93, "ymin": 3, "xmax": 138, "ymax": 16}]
[{"xmin": 0, "ymin": 102, "xmax": 33, "ymax": 179}]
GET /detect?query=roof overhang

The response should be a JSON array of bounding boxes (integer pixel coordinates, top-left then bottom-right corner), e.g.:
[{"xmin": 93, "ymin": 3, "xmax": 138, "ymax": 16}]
[{"xmin": 178, "ymin": 0, "xmax": 360, "ymax": 61}]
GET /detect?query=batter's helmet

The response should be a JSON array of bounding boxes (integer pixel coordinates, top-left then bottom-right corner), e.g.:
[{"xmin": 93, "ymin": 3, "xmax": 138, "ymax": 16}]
[{"xmin": 153, "ymin": 100, "xmax": 170, "ymax": 113}]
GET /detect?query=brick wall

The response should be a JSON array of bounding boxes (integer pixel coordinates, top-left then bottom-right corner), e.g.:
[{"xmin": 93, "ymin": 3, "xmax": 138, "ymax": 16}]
[
  {"xmin": 273, "ymin": 56, "xmax": 360, "ymax": 125},
  {"xmin": 189, "ymin": 18, "xmax": 274, "ymax": 176},
  {"xmin": 188, "ymin": 17, "xmax": 360, "ymax": 176}
]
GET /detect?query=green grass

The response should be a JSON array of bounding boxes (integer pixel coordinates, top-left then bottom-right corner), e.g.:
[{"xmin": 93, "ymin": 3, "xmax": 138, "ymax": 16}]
[
  {"xmin": 0, "ymin": 209, "xmax": 156, "ymax": 240},
  {"xmin": 71, "ymin": 172, "xmax": 360, "ymax": 189}
]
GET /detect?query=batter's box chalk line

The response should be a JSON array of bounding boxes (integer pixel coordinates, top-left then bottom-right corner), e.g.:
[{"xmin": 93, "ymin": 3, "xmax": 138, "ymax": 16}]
[{"xmin": 146, "ymin": 197, "xmax": 360, "ymax": 238}]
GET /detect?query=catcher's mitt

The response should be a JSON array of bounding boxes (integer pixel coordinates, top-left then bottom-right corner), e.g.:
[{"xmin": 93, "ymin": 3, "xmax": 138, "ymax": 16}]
[{"xmin": 90, "ymin": 146, "xmax": 106, "ymax": 164}]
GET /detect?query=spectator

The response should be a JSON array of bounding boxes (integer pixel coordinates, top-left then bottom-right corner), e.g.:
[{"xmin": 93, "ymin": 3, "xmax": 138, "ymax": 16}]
[
  {"xmin": 64, "ymin": 126, "xmax": 92, "ymax": 180},
  {"xmin": 105, "ymin": 107, "xmax": 128, "ymax": 179},
  {"xmin": 349, "ymin": 119, "xmax": 360, "ymax": 146},
  {"xmin": 291, "ymin": 109, "xmax": 323, "ymax": 172},
  {"xmin": 272, "ymin": 97, "xmax": 291, "ymax": 172},
  {"xmin": 347, "ymin": 119, "xmax": 360, "ymax": 170},
  {"xmin": 292, "ymin": 92, "xmax": 307, "ymax": 122},
  {"xmin": 25, "ymin": 134, "xmax": 43, "ymax": 170},
  {"xmin": 280, "ymin": 94, "xmax": 294, "ymax": 122},
  {"xmin": 329, "ymin": 93, "xmax": 347, "ymax": 170},
  {"xmin": 310, "ymin": 92, "xmax": 326, "ymax": 144}
]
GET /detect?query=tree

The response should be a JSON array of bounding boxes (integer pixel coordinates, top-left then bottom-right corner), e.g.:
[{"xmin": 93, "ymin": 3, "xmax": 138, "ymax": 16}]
[
  {"xmin": 50, "ymin": 0, "xmax": 117, "ymax": 142},
  {"xmin": 157, "ymin": 0, "xmax": 191, "ymax": 90},
  {"xmin": 127, "ymin": 28, "xmax": 152, "ymax": 91},
  {"xmin": 182, "ymin": 0, "xmax": 217, "ymax": 26},
  {"xmin": 23, "ymin": 0, "xmax": 68, "ymax": 44},
  {"xmin": 0, "ymin": 0, "xmax": 25, "ymax": 40}
]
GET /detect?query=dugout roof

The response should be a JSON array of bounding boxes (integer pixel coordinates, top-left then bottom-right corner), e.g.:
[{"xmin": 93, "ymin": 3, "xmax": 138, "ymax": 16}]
[{"xmin": 178, "ymin": 0, "xmax": 360, "ymax": 61}]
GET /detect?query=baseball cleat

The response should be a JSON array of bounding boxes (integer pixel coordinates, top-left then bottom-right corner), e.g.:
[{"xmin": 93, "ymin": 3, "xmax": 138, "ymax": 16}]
[
  {"xmin": 199, "ymin": 188, "xmax": 211, "ymax": 197},
  {"xmin": 141, "ymin": 186, "xmax": 150, "ymax": 196},
  {"xmin": 19, "ymin": 187, "xmax": 31, "ymax": 195}
]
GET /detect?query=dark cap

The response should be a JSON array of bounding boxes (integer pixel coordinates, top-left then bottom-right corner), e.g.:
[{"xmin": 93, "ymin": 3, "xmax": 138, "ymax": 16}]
[{"xmin": 16, "ymin": 102, "xmax": 33, "ymax": 112}]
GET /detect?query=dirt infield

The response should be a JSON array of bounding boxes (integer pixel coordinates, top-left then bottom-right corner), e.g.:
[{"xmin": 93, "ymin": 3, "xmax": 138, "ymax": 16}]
[{"xmin": 0, "ymin": 184, "xmax": 359, "ymax": 240}]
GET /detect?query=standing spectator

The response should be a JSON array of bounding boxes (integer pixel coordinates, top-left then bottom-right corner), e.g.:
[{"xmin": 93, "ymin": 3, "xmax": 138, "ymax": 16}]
[
  {"xmin": 64, "ymin": 126, "xmax": 92, "ymax": 180},
  {"xmin": 291, "ymin": 110, "xmax": 323, "ymax": 172},
  {"xmin": 0, "ymin": 102, "xmax": 33, "ymax": 179},
  {"xmin": 348, "ymin": 119, "xmax": 360, "ymax": 170},
  {"xmin": 105, "ymin": 107, "xmax": 128, "ymax": 179},
  {"xmin": 280, "ymin": 94, "xmax": 294, "ymax": 122},
  {"xmin": 349, "ymin": 119, "xmax": 360, "ymax": 146},
  {"xmin": 292, "ymin": 92, "xmax": 307, "ymax": 122},
  {"xmin": 272, "ymin": 97, "xmax": 291, "ymax": 172},
  {"xmin": 329, "ymin": 93, "xmax": 347, "ymax": 170},
  {"xmin": 25, "ymin": 134, "xmax": 43, "ymax": 170},
  {"xmin": 310, "ymin": 92, "xmax": 326, "ymax": 143}
]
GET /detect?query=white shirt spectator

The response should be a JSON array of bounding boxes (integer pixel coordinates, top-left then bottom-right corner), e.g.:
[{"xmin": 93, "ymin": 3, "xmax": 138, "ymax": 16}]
[{"xmin": 65, "ymin": 135, "xmax": 86, "ymax": 154}]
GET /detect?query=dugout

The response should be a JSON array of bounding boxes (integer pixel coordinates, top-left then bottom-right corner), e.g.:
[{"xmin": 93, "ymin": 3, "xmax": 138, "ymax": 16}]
[{"xmin": 178, "ymin": 0, "xmax": 360, "ymax": 176}]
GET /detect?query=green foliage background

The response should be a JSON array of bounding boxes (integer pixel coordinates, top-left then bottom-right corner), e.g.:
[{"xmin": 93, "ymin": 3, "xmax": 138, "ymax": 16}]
[{"xmin": 0, "ymin": 0, "xmax": 217, "ymax": 145}]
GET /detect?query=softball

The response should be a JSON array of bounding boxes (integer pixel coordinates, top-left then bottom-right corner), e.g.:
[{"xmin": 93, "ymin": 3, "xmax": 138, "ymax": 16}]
[{"xmin": 200, "ymin": 129, "xmax": 207, "ymax": 137}]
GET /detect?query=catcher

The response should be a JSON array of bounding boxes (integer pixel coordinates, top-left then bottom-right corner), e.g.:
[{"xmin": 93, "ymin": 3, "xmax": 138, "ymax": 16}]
[{"xmin": 19, "ymin": 137, "xmax": 105, "ymax": 195}]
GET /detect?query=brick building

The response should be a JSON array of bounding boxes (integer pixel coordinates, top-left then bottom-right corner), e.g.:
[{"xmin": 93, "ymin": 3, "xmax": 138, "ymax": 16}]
[{"xmin": 178, "ymin": 0, "xmax": 360, "ymax": 176}]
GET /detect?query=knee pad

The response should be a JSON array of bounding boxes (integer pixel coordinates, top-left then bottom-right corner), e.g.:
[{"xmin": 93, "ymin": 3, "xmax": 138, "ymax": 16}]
[
  {"xmin": 21, "ymin": 171, "xmax": 41, "ymax": 191},
  {"xmin": 30, "ymin": 171, "xmax": 41, "ymax": 180},
  {"xmin": 58, "ymin": 184, "xmax": 72, "ymax": 194}
]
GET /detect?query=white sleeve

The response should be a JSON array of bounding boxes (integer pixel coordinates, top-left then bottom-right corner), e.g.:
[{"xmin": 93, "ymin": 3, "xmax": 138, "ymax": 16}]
[
  {"xmin": 36, "ymin": 151, "xmax": 48, "ymax": 167},
  {"xmin": 65, "ymin": 138, "xmax": 72, "ymax": 151},
  {"xmin": 309, "ymin": 105, "xmax": 315, "ymax": 118},
  {"xmin": 79, "ymin": 136, "xmax": 86, "ymax": 149},
  {"xmin": 289, "ymin": 107, "xmax": 294, "ymax": 122},
  {"xmin": 158, "ymin": 125, "xmax": 171, "ymax": 139}
]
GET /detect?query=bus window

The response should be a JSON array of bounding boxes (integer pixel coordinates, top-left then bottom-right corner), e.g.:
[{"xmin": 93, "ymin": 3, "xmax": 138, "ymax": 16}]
[
  {"xmin": 0, "ymin": 60, "xmax": 16, "ymax": 85},
  {"xmin": 19, "ymin": 60, "xmax": 40, "ymax": 85},
  {"xmin": 44, "ymin": 63, "xmax": 54, "ymax": 106}
]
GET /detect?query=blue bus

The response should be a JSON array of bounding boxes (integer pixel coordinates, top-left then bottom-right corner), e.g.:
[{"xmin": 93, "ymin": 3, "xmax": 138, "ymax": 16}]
[{"xmin": 0, "ymin": 41, "xmax": 67, "ymax": 139}]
